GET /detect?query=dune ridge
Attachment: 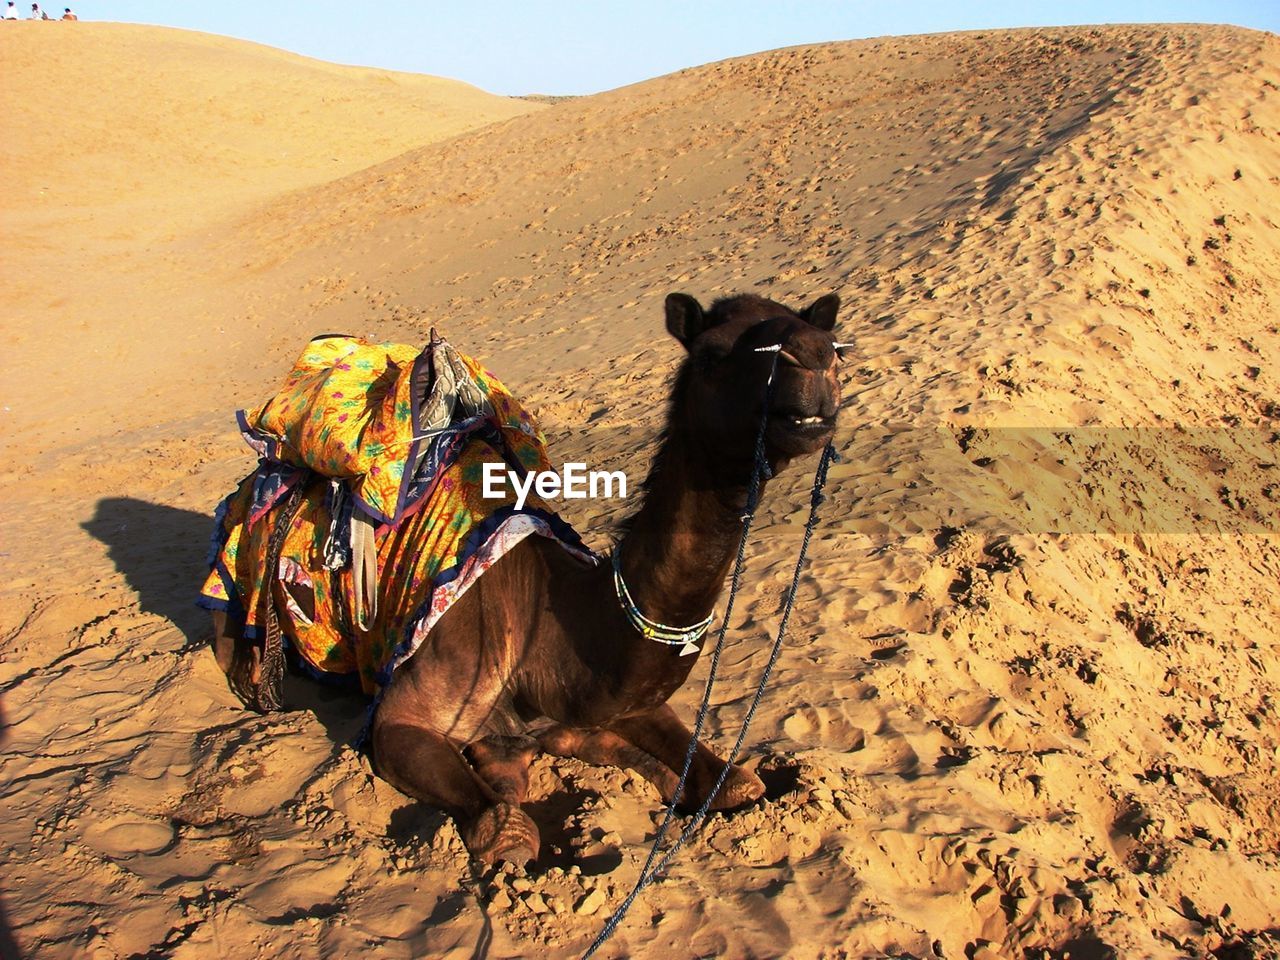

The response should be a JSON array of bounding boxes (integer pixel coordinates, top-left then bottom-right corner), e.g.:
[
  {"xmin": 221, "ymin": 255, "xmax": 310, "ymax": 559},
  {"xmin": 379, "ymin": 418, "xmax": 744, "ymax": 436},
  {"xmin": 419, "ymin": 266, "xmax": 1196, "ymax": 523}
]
[
  {"xmin": 0, "ymin": 21, "xmax": 1278, "ymax": 960},
  {"xmin": 0, "ymin": 23, "xmax": 541, "ymax": 459},
  {"xmin": 0, "ymin": 23, "xmax": 539, "ymax": 217}
]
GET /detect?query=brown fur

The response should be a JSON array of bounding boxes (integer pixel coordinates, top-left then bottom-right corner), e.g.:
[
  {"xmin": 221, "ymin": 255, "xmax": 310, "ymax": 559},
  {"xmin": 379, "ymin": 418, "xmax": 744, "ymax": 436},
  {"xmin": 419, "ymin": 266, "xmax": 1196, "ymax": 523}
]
[{"xmin": 213, "ymin": 292, "xmax": 844, "ymax": 864}]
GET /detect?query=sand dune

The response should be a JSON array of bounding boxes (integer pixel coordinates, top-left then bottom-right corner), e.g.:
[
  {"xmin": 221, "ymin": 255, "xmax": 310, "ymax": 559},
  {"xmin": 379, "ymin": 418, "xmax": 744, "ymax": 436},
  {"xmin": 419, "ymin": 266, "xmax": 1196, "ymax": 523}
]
[
  {"xmin": 0, "ymin": 23, "xmax": 539, "ymax": 215},
  {"xmin": 2, "ymin": 21, "xmax": 1279, "ymax": 960},
  {"xmin": 0, "ymin": 23, "xmax": 540, "ymax": 461}
]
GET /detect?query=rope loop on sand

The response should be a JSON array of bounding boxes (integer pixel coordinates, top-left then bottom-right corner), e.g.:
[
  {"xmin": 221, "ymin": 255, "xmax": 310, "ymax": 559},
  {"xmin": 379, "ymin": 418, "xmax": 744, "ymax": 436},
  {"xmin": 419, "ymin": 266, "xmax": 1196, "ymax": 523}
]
[{"xmin": 584, "ymin": 346, "xmax": 839, "ymax": 958}]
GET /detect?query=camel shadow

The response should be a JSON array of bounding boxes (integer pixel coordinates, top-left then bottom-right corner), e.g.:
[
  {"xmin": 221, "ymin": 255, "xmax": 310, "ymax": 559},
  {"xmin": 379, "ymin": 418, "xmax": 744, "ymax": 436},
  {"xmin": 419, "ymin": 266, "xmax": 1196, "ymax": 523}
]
[
  {"xmin": 83, "ymin": 498, "xmax": 376, "ymax": 747},
  {"xmin": 82, "ymin": 497, "xmax": 214, "ymax": 647},
  {"xmin": 0, "ymin": 703, "xmax": 18, "ymax": 959},
  {"xmin": 0, "ymin": 889, "xmax": 21, "ymax": 960},
  {"xmin": 282, "ymin": 670, "xmax": 370, "ymax": 746}
]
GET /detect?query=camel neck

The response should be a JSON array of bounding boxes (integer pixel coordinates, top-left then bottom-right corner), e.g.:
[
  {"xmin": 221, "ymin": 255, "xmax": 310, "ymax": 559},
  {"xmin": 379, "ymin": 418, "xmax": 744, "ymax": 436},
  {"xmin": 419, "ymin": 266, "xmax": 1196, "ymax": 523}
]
[{"xmin": 616, "ymin": 425, "xmax": 762, "ymax": 631}]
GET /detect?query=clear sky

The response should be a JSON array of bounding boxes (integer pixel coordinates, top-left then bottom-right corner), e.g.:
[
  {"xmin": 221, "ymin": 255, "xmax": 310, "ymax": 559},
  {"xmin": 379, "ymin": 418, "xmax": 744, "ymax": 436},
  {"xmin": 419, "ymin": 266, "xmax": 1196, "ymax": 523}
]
[{"xmin": 72, "ymin": 1, "xmax": 1280, "ymax": 96}]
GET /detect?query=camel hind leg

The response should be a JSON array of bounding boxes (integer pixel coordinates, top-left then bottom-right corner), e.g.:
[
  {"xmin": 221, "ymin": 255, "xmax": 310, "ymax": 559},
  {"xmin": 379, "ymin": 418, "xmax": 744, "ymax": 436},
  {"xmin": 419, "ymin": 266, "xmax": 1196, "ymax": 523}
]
[
  {"xmin": 211, "ymin": 609, "xmax": 262, "ymax": 707},
  {"xmin": 371, "ymin": 714, "xmax": 540, "ymax": 866}
]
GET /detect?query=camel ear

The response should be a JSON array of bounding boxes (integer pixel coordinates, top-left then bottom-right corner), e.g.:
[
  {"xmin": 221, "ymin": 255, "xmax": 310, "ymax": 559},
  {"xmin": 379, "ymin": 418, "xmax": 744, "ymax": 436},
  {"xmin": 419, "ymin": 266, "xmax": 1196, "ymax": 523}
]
[
  {"xmin": 665, "ymin": 293, "xmax": 708, "ymax": 348},
  {"xmin": 802, "ymin": 293, "xmax": 840, "ymax": 331}
]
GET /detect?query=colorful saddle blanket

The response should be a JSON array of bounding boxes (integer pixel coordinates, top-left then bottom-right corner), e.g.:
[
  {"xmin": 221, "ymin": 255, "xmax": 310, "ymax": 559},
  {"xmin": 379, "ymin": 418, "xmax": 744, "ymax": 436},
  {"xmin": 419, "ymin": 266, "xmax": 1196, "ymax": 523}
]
[{"xmin": 198, "ymin": 335, "xmax": 595, "ymax": 696}]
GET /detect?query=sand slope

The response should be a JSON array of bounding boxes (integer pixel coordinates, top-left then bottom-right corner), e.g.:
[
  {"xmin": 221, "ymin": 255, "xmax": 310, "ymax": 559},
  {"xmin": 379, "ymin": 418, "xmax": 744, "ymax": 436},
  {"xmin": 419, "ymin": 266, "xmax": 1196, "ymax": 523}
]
[
  {"xmin": 2, "ymin": 22, "xmax": 1279, "ymax": 960},
  {"xmin": 0, "ymin": 23, "xmax": 541, "ymax": 459},
  {"xmin": 0, "ymin": 22, "xmax": 539, "ymax": 215}
]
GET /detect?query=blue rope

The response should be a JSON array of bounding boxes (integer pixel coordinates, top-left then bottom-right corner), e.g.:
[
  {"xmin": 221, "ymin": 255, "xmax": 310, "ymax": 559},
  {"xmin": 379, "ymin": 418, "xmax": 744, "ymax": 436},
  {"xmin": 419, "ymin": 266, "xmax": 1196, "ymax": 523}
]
[
  {"xmin": 638, "ymin": 440, "xmax": 835, "ymax": 879},
  {"xmin": 583, "ymin": 351, "xmax": 837, "ymax": 957},
  {"xmin": 583, "ymin": 350, "xmax": 779, "ymax": 958}
]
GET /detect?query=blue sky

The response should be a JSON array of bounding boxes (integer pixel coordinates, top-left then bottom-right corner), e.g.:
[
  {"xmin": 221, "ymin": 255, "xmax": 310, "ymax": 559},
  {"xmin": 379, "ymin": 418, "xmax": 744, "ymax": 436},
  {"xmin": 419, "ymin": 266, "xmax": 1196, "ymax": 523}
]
[{"xmin": 78, "ymin": 1, "xmax": 1279, "ymax": 95}]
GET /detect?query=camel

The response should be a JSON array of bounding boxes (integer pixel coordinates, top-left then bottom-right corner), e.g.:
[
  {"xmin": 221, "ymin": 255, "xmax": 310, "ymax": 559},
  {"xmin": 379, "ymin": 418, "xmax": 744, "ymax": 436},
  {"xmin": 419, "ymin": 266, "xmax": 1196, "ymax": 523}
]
[{"xmin": 212, "ymin": 291, "xmax": 843, "ymax": 864}]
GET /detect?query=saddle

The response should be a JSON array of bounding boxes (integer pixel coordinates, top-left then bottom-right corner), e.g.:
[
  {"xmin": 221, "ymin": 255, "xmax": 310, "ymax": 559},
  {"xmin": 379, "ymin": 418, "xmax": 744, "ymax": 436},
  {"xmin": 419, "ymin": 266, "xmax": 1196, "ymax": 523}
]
[{"xmin": 199, "ymin": 334, "xmax": 595, "ymax": 712}]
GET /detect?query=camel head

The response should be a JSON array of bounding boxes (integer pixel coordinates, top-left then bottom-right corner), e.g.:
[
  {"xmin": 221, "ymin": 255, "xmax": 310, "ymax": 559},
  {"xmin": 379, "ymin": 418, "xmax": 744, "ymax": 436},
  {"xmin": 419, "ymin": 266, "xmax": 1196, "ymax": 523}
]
[{"xmin": 664, "ymin": 292, "xmax": 843, "ymax": 473}]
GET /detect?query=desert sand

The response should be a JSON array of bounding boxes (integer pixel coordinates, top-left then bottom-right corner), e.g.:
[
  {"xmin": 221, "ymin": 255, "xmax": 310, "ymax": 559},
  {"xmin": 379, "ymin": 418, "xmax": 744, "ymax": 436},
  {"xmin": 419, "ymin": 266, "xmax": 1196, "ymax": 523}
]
[{"xmin": 2, "ymin": 19, "xmax": 1279, "ymax": 960}]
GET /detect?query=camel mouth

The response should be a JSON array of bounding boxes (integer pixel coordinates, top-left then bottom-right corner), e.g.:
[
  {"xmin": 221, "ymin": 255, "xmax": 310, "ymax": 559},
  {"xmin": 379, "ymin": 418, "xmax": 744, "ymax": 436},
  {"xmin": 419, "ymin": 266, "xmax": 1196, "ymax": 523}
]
[{"xmin": 769, "ymin": 409, "xmax": 836, "ymax": 443}]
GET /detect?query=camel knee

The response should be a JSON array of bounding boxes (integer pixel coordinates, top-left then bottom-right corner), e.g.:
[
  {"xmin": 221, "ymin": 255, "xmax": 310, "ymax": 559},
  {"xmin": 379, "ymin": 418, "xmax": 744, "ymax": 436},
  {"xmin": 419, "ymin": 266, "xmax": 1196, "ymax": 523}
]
[{"xmin": 465, "ymin": 735, "xmax": 537, "ymax": 803}]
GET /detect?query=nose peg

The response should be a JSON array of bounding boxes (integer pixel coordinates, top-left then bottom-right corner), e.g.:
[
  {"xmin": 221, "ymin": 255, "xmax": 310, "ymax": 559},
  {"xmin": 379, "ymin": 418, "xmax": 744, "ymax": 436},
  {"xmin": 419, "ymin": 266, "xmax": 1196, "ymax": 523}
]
[
  {"xmin": 753, "ymin": 344, "xmax": 803, "ymax": 366},
  {"xmin": 755, "ymin": 343, "xmax": 839, "ymax": 369}
]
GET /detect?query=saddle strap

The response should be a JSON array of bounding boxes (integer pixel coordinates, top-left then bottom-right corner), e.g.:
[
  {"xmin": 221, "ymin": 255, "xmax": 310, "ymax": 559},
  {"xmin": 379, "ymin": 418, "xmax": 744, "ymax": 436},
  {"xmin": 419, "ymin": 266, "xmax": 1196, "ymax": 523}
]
[
  {"xmin": 255, "ymin": 480, "xmax": 309, "ymax": 712},
  {"xmin": 350, "ymin": 512, "xmax": 379, "ymax": 631}
]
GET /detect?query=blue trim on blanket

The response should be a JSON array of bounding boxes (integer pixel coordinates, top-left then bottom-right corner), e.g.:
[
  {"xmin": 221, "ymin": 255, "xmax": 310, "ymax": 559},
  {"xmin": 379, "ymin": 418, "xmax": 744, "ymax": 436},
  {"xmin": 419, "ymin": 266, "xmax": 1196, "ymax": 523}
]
[
  {"xmin": 195, "ymin": 486, "xmax": 246, "ymax": 620},
  {"xmin": 204, "ymin": 488, "xmax": 234, "ymax": 569},
  {"xmin": 195, "ymin": 594, "xmax": 230, "ymax": 613}
]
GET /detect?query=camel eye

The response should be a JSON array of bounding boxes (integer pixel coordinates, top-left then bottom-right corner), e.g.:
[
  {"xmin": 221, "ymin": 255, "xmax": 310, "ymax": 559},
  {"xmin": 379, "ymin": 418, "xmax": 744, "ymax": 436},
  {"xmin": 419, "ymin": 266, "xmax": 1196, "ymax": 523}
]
[{"xmin": 694, "ymin": 346, "xmax": 730, "ymax": 369}]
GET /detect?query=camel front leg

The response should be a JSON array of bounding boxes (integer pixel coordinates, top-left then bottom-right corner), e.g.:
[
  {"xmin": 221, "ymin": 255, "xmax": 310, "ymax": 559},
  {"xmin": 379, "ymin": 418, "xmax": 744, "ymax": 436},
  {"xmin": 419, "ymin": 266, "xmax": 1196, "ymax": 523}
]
[
  {"xmin": 608, "ymin": 703, "xmax": 765, "ymax": 812},
  {"xmin": 539, "ymin": 725, "xmax": 681, "ymax": 800}
]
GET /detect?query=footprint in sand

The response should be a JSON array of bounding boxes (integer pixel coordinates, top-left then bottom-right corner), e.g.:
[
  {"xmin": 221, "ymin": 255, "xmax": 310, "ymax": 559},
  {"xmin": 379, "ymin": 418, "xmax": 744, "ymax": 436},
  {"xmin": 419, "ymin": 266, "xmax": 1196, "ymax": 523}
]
[
  {"xmin": 782, "ymin": 703, "xmax": 867, "ymax": 752},
  {"xmin": 83, "ymin": 817, "xmax": 175, "ymax": 858},
  {"xmin": 856, "ymin": 728, "xmax": 921, "ymax": 777}
]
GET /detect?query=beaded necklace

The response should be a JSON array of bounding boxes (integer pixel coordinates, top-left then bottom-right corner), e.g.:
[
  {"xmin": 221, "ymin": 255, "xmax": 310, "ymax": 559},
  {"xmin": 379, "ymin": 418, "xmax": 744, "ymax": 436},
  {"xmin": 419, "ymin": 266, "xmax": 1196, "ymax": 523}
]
[{"xmin": 610, "ymin": 548, "xmax": 714, "ymax": 656}]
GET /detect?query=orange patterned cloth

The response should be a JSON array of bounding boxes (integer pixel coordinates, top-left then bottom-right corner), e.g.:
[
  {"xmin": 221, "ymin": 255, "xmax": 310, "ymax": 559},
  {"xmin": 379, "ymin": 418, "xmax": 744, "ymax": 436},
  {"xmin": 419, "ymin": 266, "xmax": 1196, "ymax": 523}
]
[
  {"xmin": 199, "ymin": 335, "xmax": 595, "ymax": 695},
  {"xmin": 237, "ymin": 334, "xmax": 502, "ymax": 526}
]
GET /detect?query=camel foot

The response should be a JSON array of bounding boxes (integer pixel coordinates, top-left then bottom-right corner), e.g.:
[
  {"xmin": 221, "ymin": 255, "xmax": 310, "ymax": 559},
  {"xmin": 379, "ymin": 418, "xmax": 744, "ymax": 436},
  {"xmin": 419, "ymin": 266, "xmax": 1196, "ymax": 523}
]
[
  {"xmin": 461, "ymin": 802, "xmax": 540, "ymax": 865},
  {"xmin": 700, "ymin": 764, "xmax": 766, "ymax": 812}
]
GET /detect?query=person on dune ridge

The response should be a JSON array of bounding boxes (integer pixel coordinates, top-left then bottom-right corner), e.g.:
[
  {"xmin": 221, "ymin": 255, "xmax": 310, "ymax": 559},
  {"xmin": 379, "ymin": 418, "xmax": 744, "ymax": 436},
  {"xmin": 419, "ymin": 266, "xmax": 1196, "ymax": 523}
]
[
  {"xmin": 62, "ymin": 6, "xmax": 76, "ymax": 19},
  {"xmin": 4, "ymin": 2, "xmax": 19, "ymax": 20}
]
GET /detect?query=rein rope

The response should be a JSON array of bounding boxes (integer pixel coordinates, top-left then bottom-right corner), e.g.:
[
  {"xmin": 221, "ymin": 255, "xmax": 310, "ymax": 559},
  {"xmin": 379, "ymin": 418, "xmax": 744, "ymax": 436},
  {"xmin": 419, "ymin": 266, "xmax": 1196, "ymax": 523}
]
[{"xmin": 584, "ymin": 345, "xmax": 839, "ymax": 958}]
